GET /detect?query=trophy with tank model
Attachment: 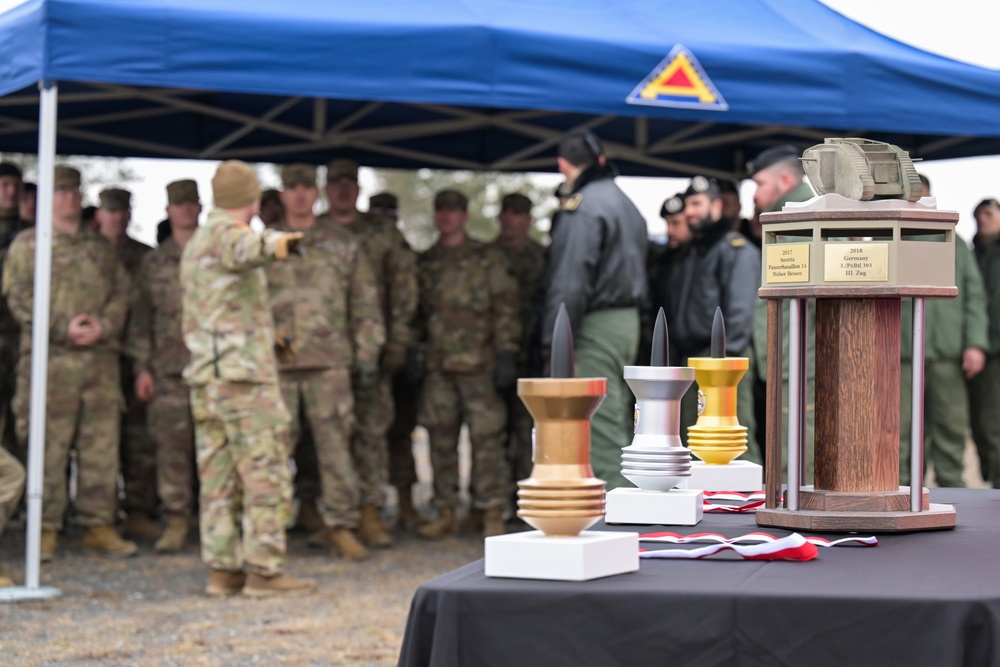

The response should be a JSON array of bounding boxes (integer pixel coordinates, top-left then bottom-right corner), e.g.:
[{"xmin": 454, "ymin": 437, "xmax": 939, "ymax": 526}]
[
  {"xmin": 484, "ymin": 305, "xmax": 639, "ymax": 580},
  {"xmin": 605, "ymin": 308, "xmax": 704, "ymax": 525}
]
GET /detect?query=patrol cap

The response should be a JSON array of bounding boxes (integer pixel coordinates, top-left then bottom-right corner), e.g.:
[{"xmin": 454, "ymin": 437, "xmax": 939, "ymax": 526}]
[
  {"xmin": 660, "ymin": 193, "xmax": 686, "ymax": 218},
  {"xmin": 0, "ymin": 162, "xmax": 22, "ymax": 180},
  {"xmin": 434, "ymin": 189, "xmax": 468, "ymax": 211},
  {"xmin": 281, "ymin": 163, "xmax": 317, "ymax": 188},
  {"xmin": 746, "ymin": 145, "xmax": 800, "ymax": 176},
  {"xmin": 99, "ymin": 188, "xmax": 131, "ymax": 210},
  {"xmin": 166, "ymin": 179, "xmax": 199, "ymax": 205},
  {"xmin": 54, "ymin": 165, "xmax": 81, "ymax": 189},
  {"xmin": 500, "ymin": 193, "xmax": 532, "ymax": 215},
  {"xmin": 212, "ymin": 160, "xmax": 260, "ymax": 209},
  {"xmin": 327, "ymin": 158, "xmax": 359, "ymax": 182},
  {"xmin": 683, "ymin": 175, "xmax": 721, "ymax": 200},
  {"xmin": 369, "ymin": 192, "xmax": 398, "ymax": 209}
]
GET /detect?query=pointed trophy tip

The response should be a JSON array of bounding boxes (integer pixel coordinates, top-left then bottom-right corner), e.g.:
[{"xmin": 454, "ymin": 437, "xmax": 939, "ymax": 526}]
[
  {"xmin": 650, "ymin": 307, "xmax": 668, "ymax": 367},
  {"xmin": 710, "ymin": 307, "xmax": 726, "ymax": 359},
  {"xmin": 551, "ymin": 303, "xmax": 574, "ymax": 378}
]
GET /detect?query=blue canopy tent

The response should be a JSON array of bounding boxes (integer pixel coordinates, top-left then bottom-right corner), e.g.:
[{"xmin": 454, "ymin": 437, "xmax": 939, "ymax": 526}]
[{"xmin": 3, "ymin": 0, "xmax": 1000, "ymax": 600}]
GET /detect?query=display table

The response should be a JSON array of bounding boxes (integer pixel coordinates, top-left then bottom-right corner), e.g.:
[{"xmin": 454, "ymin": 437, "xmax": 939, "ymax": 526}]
[{"xmin": 398, "ymin": 489, "xmax": 1000, "ymax": 667}]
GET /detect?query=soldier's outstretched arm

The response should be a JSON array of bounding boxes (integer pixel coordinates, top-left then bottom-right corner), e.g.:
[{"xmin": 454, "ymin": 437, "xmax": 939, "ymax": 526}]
[
  {"xmin": 219, "ymin": 225, "xmax": 302, "ymax": 272},
  {"xmin": 349, "ymin": 244, "xmax": 385, "ymax": 366}
]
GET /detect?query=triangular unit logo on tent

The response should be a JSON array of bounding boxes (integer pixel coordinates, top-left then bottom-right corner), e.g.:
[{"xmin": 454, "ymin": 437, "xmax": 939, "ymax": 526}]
[{"xmin": 627, "ymin": 45, "xmax": 728, "ymax": 111}]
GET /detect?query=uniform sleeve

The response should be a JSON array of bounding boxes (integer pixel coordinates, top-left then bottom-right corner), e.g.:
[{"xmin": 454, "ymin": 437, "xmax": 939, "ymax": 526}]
[
  {"xmin": 541, "ymin": 211, "xmax": 600, "ymax": 346},
  {"xmin": 959, "ymin": 240, "xmax": 990, "ymax": 352},
  {"xmin": 720, "ymin": 243, "xmax": 761, "ymax": 356},
  {"xmin": 220, "ymin": 224, "xmax": 273, "ymax": 272},
  {"xmin": 126, "ymin": 259, "xmax": 154, "ymax": 374},
  {"xmin": 2, "ymin": 233, "xmax": 70, "ymax": 347},
  {"xmin": 95, "ymin": 254, "xmax": 130, "ymax": 347},
  {"xmin": 385, "ymin": 229, "xmax": 419, "ymax": 348},
  {"xmin": 489, "ymin": 248, "xmax": 521, "ymax": 355},
  {"xmin": 349, "ymin": 243, "xmax": 386, "ymax": 365}
]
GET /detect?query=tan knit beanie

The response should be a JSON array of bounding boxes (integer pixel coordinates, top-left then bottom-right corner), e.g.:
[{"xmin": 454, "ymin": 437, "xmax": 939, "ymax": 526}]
[{"xmin": 212, "ymin": 160, "xmax": 260, "ymax": 209}]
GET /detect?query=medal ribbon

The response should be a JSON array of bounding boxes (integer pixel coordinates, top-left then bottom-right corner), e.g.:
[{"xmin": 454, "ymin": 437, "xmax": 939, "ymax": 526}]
[
  {"xmin": 639, "ymin": 531, "xmax": 879, "ymax": 548},
  {"xmin": 638, "ymin": 532, "xmax": 819, "ymax": 561},
  {"xmin": 702, "ymin": 490, "xmax": 767, "ymax": 513}
]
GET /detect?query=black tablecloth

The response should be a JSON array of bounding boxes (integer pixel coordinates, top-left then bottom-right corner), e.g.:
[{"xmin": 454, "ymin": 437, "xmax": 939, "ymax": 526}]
[{"xmin": 398, "ymin": 489, "xmax": 1000, "ymax": 667}]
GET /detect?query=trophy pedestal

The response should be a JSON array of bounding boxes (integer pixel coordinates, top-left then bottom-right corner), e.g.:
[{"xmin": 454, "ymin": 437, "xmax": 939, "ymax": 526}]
[
  {"xmin": 756, "ymin": 485, "xmax": 956, "ymax": 531},
  {"xmin": 676, "ymin": 460, "xmax": 763, "ymax": 492},
  {"xmin": 485, "ymin": 530, "xmax": 639, "ymax": 581},
  {"xmin": 605, "ymin": 487, "xmax": 703, "ymax": 526}
]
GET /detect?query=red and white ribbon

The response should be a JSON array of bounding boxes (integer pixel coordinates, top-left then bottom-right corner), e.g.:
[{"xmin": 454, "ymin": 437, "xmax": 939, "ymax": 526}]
[
  {"xmin": 639, "ymin": 531, "xmax": 879, "ymax": 548},
  {"xmin": 638, "ymin": 532, "xmax": 819, "ymax": 561},
  {"xmin": 702, "ymin": 490, "xmax": 767, "ymax": 513}
]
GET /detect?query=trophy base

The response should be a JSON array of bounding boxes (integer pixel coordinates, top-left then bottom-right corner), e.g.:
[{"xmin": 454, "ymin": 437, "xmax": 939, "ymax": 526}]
[
  {"xmin": 676, "ymin": 460, "xmax": 763, "ymax": 492},
  {"xmin": 605, "ymin": 487, "xmax": 704, "ymax": 526},
  {"xmin": 756, "ymin": 503, "xmax": 956, "ymax": 533},
  {"xmin": 485, "ymin": 530, "xmax": 638, "ymax": 581}
]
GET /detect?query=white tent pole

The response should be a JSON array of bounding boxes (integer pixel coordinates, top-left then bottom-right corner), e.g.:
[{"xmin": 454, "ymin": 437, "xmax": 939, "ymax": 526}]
[{"xmin": 1, "ymin": 80, "xmax": 61, "ymax": 602}]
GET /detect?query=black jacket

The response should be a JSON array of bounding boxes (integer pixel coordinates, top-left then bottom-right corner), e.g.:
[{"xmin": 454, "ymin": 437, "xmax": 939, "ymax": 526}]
[{"xmin": 541, "ymin": 164, "xmax": 648, "ymax": 346}]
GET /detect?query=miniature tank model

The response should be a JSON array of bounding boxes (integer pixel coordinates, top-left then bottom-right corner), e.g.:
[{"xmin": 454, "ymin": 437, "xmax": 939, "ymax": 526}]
[{"xmin": 800, "ymin": 138, "xmax": 923, "ymax": 202}]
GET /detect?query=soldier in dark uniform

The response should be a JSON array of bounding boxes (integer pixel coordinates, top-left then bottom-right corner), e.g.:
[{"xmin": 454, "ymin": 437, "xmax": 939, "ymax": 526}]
[
  {"xmin": 648, "ymin": 193, "xmax": 694, "ymax": 366},
  {"xmin": 971, "ymin": 198, "xmax": 1000, "ymax": 486},
  {"xmin": 541, "ymin": 129, "xmax": 647, "ymax": 490},
  {"xmin": 666, "ymin": 177, "xmax": 760, "ymax": 447},
  {"xmin": 0, "ymin": 163, "xmax": 30, "ymax": 470}
]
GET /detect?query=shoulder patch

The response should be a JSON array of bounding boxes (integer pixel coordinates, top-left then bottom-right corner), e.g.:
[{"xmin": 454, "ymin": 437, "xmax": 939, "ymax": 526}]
[
  {"xmin": 562, "ymin": 193, "xmax": 583, "ymax": 212},
  {"xmin": 726, "ymin": 231, "xmax": 746, "ymax": 248}
]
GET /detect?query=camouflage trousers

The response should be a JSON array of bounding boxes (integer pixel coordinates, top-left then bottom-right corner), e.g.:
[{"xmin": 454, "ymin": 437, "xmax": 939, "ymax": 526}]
[
  {"xmin": 0, "ymin": 443, "xmax": 24, "ymax": 536},
  {"xmin": 387, "ymin": 372, "xmax": 419, "ymax": 490},
  {"xmin": 419, "ymin": 371, "xmax": 508, "ymax": 510},
  {"xmin": 150, "ymin": 376, "xmax": 196, "ymax": 516},
  {"xmin": 190, "ymin": 381, "xmax": 292, "ymax": 577},
  {"xmin": 281, "ymin": 368, "xmax": 359, "ymax": 528},
  {"xmin": 14, "ymin": 351, "xmax": 123, "ymax": 530},
  {"xmin": 352, "ymin": 371, "xmax": 393, "ymax": 507},
  {"xmin": 501, "ymin": 384, "xmax": 534, "ymax": 484},
  {"xmin": 120, "ymin": 379, "xmax": 158, "ymax": 515},
  {"xmin": 0, "ymin": 332, "xmax": 21, "ymax": 465}
]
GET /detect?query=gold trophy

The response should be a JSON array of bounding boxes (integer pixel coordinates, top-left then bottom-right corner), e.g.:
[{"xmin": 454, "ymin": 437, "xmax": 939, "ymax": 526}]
[
  {"xmin": 686, "ymin": 308, "xmax": 749, "ymax": 465},
  {"xmin": 516, "ymin": 305, "xmax": 607, "ymax": 537}
]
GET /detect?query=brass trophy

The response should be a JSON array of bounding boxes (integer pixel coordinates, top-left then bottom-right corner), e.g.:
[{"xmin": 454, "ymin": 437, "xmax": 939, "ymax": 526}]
[
  {"xmin": 516, "ymin": 304, "xmax": 607, "ymax": 536},
  {"xmin": 756, "ymin": 138, "xmax": 957, "ymax": 532},
  {"xmin": 686, "ymin": 308, "xmax": 750, "ymax": 465}
]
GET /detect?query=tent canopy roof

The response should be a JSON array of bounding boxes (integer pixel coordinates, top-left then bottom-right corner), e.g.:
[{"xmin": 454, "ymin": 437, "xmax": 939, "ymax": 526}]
[{"xmin": 1, "ymin": 0, "xmax": 998, "ymax": 176}]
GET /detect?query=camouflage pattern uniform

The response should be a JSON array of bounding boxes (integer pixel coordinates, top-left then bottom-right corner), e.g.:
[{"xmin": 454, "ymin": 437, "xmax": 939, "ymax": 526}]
[
  {"xmin": 417, "ymin": 238, "xmax": 520, "ymax": 510},
  {"xmin": 0, "ymin": 210, "xmax": 29, "ymax": 465},
  {"xmin": 0, "ymin": 442, "xmax": 24, "ymax": 535},
  {"xmin": 127, "ymin": 237, "xmax": 196, "ymax": 518},
  {"xmin": 492, "ymin": 238, "xmax": 546, "ymax": 483},
  {"xmin": 3, "ymin": 226, "xmax": 129, "ymax": 530},
  {"xmin": 265, "ymin": 214, "xmax": 384, "ymax": 528},
  {"xmin": 181, "ymin": 207, "xmax": 294, "ymax": 576},
  {"xmin": 115, "ymin": 235, "xmax": 158, "ymax": 517},
  {"xmin": 342, "ymin": 211, "xmax": 417, "ymax": 509}
]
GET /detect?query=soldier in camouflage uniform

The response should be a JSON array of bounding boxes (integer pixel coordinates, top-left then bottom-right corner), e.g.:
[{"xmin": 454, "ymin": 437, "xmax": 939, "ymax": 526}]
[
  {"xmin": 491, "ymin": 193, "xmax": 546, "ymax": 487},
  {"xmin": 181, "ymin": 160, "xmax": 314, "ymax": 597},
  {"xmin": 0, "ymin": 443, "xmax": 24, "ymax": 586},
  {"xmin": 415, "ymin": 189, "xmax": 520, "ymax": 540},
  {"xmin": 0, "ymin": 163, "xmax": 30, "ymax": 471},
  {"xmin": 325, "ymin": 160, "xmax": 418, "ymax": 548},
  {"xmin": 96, "ymin": 188, "xmax": 160, "ymax": 540},
  {"xmin": 267, "ymin": 163, "xmax": 385, "ymax": 561},
  {"xmin": 127, "ymin": 179, "xmax": 202, "ymax": 553},
  {"xmin": 3, "ymin": 165, "xmax": 137, "ymax": 561}
]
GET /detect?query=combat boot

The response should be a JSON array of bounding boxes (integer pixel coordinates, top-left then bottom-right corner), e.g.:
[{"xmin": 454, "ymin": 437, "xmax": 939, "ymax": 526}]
[
  {"xmin": 295, "ymin": 499, "xmax": 326, "ymax": 532},
  {"xmin": 330, "ymin": 528, "xmax": 370, "ymax": 561},
  {"xmin": 482, "ymin": 508, "xmax": 506, "ymax": 538},
  {"xmin": 204, "ymin": 569, "xmax": 246, "ymax": 596},
  {"xmin": 40, "ymin": 529, "xmax": 58, "ymax": 562},
  {"xmin": 82, "ymin": 525, "xmax": 138, "ymax": 558},
  {"xmin": 395, "ymin": 485, "xmax": 422, "ymax": 530},
  {"xmin": 123, "ymin": 512, "xmax": 162, "ymax": 541},
  {"xmin": 417, "ymin": 507, "xmax": 456, "ymax": 540},
  {"xmin": 155, "ymin": 514, "xmax": 190, "ymax": 553},
  {"xmin": 358, "ymin": 504, "xmax": 393, "ymax": 548},
  {"xmin": 242, "ymin": 572, "xmax": 317, "ymax": 597}
]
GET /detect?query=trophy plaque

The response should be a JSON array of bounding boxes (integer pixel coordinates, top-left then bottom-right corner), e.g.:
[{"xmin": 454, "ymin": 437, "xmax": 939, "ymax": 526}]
[
  {"xmin": 485, "ymin": 304, "xmax": 639, "ymax": 580},
  {"xmin": 677, "ymin": 308, "xmax": 763, "ymax": 492},
  {"xmin": 756, "ymin": 138, "xmax": 957, "ymax": 532},
  {"xmin": 606, "ymin": 308, "xmax": 704, "ymax": 526}
]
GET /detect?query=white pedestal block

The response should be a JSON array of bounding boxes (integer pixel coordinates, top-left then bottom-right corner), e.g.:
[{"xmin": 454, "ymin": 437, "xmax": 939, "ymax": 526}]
[
  {"xmin": 604, "ymin": 487, "xmax": 704, "ymax": 526},
  {"xmin": 676, "ymin": 460, "xmax": 763, "ymax": 492},
  {"xmin": 485, "ymin": 530, "xmax": 638, "ymax": 581}
]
